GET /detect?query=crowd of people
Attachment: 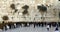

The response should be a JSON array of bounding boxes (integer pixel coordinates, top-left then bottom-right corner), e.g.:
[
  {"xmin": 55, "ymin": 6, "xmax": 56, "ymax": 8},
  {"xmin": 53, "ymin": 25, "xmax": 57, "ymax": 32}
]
[{"xmin": 1, "ymin": 22, "xmax": 59, "ymax": 32}]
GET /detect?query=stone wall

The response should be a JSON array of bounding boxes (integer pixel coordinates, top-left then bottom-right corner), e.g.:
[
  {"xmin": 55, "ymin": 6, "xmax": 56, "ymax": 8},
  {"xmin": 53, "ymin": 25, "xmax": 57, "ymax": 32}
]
[{"xmin": 0, "ymin": 0, "xmax": 60, "ymax": 22}]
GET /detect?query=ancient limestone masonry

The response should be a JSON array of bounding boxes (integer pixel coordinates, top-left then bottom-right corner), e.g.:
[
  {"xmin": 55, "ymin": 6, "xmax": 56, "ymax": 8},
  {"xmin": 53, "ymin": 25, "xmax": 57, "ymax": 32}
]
[{"xmin": 0, "ymin": 0, "xmax": 60, "ymax": 22}]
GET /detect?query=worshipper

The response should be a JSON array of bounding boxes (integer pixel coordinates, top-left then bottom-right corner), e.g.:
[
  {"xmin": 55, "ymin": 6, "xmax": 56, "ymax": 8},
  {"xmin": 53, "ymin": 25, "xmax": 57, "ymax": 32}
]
[
  {"xmin": 14, "ymin": 23, "xmax": 16, "ymax": 28},
  {"xmin": 46, "ymin": 25, "xmax": 50, "ymax": 31},
  {"xmin": 5, "ymin": 25, "xmax": 10, "ymax": 30},
  {"xmin": 54, "ymin": 27, "xmax": 59, "ymax": 32},
  {"xmin": 34, "ymin": 23, "xmax": 36, "ymax": 28},
  {"xmin": 27, "ymin": 23, "xmax": 29, "ymax": 26}
]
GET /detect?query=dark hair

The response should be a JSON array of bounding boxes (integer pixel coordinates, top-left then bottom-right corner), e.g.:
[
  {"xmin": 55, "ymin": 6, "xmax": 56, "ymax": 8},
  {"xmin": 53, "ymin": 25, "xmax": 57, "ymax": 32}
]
[{"xmin": 55, "ymin": 27, "xmax": 59, "ymax": 31}]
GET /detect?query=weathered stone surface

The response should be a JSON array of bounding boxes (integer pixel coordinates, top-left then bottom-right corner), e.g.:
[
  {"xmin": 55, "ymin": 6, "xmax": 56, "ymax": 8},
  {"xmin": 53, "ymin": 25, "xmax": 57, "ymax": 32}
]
[{"xmin": 0, "ymin": 0, "xmax": 59, "ymax": 22}]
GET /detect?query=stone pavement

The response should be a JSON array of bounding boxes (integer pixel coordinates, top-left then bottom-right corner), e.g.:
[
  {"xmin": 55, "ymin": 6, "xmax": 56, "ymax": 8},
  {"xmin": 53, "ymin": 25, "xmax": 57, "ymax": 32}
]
[{"xmin": 0, "ymin": 25, "xmax": 60, "ymax": 32}]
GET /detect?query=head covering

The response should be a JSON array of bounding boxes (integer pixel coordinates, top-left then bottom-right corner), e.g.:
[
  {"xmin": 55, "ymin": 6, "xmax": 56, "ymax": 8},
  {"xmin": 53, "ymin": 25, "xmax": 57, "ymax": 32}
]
[{"xmin": 55, "ymin": 27, "xmax": 59, "ymax": 31}]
